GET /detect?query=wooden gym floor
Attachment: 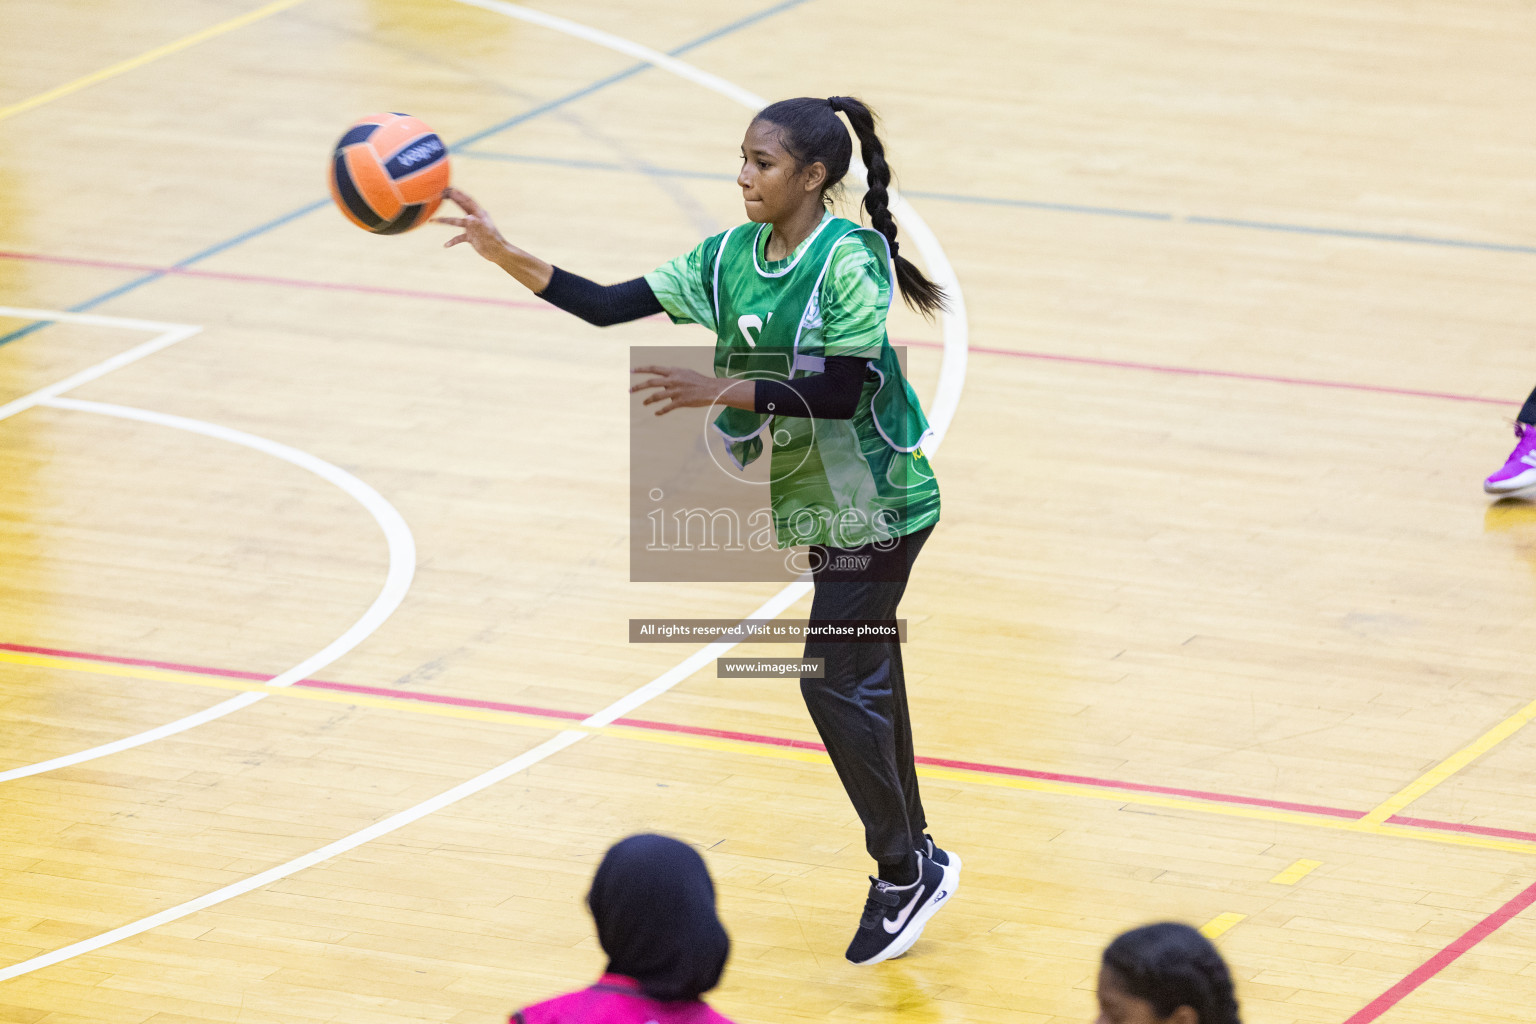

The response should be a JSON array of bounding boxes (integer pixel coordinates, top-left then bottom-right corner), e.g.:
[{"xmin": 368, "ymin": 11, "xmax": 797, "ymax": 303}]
[{"xmin": 2, "ymin": 1, "xmax": 1535, "ymax": 1021}]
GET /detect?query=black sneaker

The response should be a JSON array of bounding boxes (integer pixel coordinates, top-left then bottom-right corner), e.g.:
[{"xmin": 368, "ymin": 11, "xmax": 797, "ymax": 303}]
[
  {"xmin": 921, "ymin": 834, "xmax": 963, "ymax": 878},
  {"xmin": 844, "ymin": 851, "xmax": 954, "ymax": 965}
]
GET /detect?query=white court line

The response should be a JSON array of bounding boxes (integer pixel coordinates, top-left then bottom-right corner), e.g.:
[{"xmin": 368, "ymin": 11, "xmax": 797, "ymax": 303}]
[
  {"xmin": 0, "ymin": 310, "xmax": 417, "ymax": 783},
  {"xmin": 0, "ymin": 5, "xmax": 968, "ymax": 979},
  {"xmin": 448, "ymin": 0, "xmax": 766, "ymax": 108},
  {"xmin": 0, "ymin": 306, "xmax": 202, "ymax": 423},
  {"xmin": 0, "ymin": 397, "xmax": 417, "ymax": 783},
  {"xmin": 449, "ymin": 0, "xmax": 971, "ymax": 446},
  {"xmin": 0, "ymin": 582, "xmax": 808, "ymax": 982}
]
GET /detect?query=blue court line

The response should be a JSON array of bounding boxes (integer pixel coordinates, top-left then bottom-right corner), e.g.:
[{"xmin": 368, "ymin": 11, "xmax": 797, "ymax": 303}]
[
  {"xmin": 0, "ymin": 0, "xmax": 812, "ymax": 348},
  {"xmin": 466, "ymin": 150, "xmax": 737, "ymax": 182},
  {"xmin": 458, "ymin": 148, "xmax": 1536, "ymax": 255},
  {"xmin": 449, "ymin": 0, "xmax": 808, "ymax": 152},
  {"xmin": 901, "ymin": 188, "xmax": 1174, "ymax": 222},
  {"xmin": 1183, "ymin": 215, "xmax": 1536, "ymax": 255},
  {"xmin": 458, "ymin": 149, "xmax": 1177, "ymax": 220}
]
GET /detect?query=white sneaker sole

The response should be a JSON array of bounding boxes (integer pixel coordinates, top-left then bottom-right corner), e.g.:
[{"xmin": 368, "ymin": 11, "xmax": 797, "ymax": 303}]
[
  {"xmin": 851, "ymin": 852, "xmax": 962, "ymax": 966},
  {"xmin": 1486, "ymin": 467, "xmax": 1536, "ymax": 494}
]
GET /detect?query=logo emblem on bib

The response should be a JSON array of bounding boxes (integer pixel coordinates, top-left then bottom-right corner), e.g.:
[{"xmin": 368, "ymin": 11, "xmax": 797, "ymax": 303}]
[{"xmin": 736, "ymin": 312, "xmax": 772, "ymax": 348}]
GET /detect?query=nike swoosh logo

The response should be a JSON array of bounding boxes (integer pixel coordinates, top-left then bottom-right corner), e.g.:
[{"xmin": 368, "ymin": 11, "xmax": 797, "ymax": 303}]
[{"xmin": 883, "ymin": 885, "xmax": 925, "ymax": 933}]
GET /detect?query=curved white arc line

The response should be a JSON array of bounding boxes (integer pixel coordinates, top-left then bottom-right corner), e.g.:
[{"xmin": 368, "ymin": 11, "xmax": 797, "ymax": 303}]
[
  {"xmin": 0, "ymin": 398, "xmax": 416, "ymax": 784},
  {"xmin": 445, "ymin": 0, "xmax": 969, "ymax": 451},
  {"xmin": 889, "ymin": 190, "xmax": 968, "ymax": 450},
  {"xmin": 0, "ymin": 582, "xmax": 806, "ymax": 982},
  {"xmin": 447, "ymin": 0, "xmax": 768, "ymax": 109},
  {"xmin": 582, "ymin": 579, "xmax": 812, "ymax": 727},
  {"xmin": 0, "ymin": 6, "xmax": 967, "ymax": 977},
  {"xmin": 0, "ymin": 305, "xmax": 196, "ymax": 334},
  {"xmin": 0, "ymin": 324, "xmax": 202, "ymax": 424},
  {"xmin": 44, "ymin": 397, "xmax": 417, "ymax": 686},
  {"xmin": 0, "ymin": 692, "xmax": 269, "ymax": 784}
]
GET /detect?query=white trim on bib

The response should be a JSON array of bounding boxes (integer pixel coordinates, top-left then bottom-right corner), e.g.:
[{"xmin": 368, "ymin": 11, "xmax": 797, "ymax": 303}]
[{"xmin": 751, "ymin": 212, "xmax": 835, "ymax": 278}]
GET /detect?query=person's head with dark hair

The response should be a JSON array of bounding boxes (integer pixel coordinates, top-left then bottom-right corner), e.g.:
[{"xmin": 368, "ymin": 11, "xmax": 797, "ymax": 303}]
[
  {"xmin": 586, "ymin": 833, "xmax": 730, "ymax": 1003},
  {"xmin": 1096, "ymin": 923, "xmax": 1241, "ymax": 1024},
  {"xmin": 738, "ymin": 95, "xmax": 948, "ymax": 318}
]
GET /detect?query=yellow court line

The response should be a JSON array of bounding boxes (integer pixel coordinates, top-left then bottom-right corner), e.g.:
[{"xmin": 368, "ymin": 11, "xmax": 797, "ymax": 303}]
[
  {"xmin": 0, "ymin": 649, "xmax": 589, "ymax": 733},
  {"xmin": 0, "ymin": 0, "xmax": 308, "ymax": 124},
  {"xmin": 1269, "ymin": 858, "xmax": 1322, "ymax": 885},
  {"xmin": 0, "ymin": 651, "xmax": 259, "ymax": 688},
  {"xmin": 1199, "ymin": 913, "xmax": 1246, "ymax": 940},
  {"xmin": 1360, "ymin": 694, "xmax": 1536, "ymax": 826},
  {"xmin": 8, "ymin": 649, "xmax": 1536, "ymax": 857},
  {"xmin": 916, "ymin": 763, "xmax": 1536, "ymax": 856}
]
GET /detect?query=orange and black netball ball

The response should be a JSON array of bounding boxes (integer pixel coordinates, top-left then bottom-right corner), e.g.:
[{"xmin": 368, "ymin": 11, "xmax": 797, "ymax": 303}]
[{"xmin": 328, "ymin": 112, "xmax": 450, "ymax": 234}]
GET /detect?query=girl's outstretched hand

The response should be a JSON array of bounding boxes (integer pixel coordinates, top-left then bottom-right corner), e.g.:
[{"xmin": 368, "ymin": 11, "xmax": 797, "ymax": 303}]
[
  {"xmin": 632, "ymin": 365, "xmax": 750, "ymax": 415},
  {"xmin": 434, "ymin": 187, "xmax": 510, "ymax": 263}
]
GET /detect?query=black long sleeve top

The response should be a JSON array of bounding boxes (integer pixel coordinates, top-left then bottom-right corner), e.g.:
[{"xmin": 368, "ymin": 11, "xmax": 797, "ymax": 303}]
[{"xmin": 537, "ymin": 267, "xmax": 868, "ymax": 420}]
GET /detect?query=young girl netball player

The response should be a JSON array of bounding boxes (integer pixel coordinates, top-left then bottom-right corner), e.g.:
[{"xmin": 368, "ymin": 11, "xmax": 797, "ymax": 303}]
[
  {"xmin": 436, "ymin": 96, "xmax": 958, "ymax": 965},
  {"xmin": 1484, "ymin": 386, "xmax": 1536, "ymax": 494},
  {"xmin": 1096, "ymin": 923, "xmax": 1242, "ymax": 1024}
]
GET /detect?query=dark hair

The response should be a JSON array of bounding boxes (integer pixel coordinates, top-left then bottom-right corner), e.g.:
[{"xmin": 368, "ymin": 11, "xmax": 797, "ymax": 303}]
[
  {"xmin": 753, "ymin": 96, "xmax": 948, "ymax": 318},
  {"xmin": 587, "ymin": 834, "xmax": 730, "ymax": 1002},
  {"xmin": 1102, "ymin": 923, "xmax": 1241, "ymax": 1024}
]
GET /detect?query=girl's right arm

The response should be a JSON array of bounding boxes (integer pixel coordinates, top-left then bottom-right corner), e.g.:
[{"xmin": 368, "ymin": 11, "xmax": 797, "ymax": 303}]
[
  {"xmin": 435, "ymin": 187, "xmax": 662, "ymax": 326},
  {"xmin": 435, "ymin": 187, "xmax": 553, "ymax": 292}
]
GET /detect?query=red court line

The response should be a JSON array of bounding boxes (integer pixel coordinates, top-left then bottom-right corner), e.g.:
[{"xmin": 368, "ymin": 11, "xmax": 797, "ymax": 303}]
[
  {"xmin": 0, "ymin": 249, "xmax": 550, "ymax": 313},
  {"xmin": 0, "ymin": 643, "xmax": 592, "ymax": 721},
  {"xmin": 1387, "ymin": 814, "xmax": 1536, "ymax": 845},
  {"xmin": 1342, "ymin": 880, "xmax": 1536, "ymax": 1023},
  {"xmin": 895, "ymin": 338, "xmax": 1514, "ymax": 407},
  {"xmin": 12, "ymin": 640, "xmax": 1536, "ymax": 1021},
  {"xmin": 0, "ymin": 641, "xmax": 271, "ymax": 681},
  {"xmin": 15, "ymin": 640, "xmax": 1536, "ymax": 845},
  {"xmin": 0, "ymin": 249, "xmax": 1516, "ymax": 408},
  {"xmin": 603, "ymin": 715, "xmax": 826, "ymax": 750},
  {"xmin": 301, "ymin": 677, "xmax": 589, "ymax": 720},
  {"xmin": 917, "ymin": 753, "xmax": 1363, "ymax": 819},
  {"xmin": 0, "ymin": 641, "xmax": 1382, "ymax": 820}
]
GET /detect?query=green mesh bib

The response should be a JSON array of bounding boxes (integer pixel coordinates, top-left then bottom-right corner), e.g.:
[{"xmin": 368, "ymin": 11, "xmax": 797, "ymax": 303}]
[{"xmin": 709, "ymin": 216, "xmax": 940, "ymax": 549}]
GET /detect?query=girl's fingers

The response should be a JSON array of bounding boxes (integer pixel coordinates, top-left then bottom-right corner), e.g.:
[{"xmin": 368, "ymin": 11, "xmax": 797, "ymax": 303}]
[
  {"xmin": 445, "ymin": 187, "xmax": 481, "ymax": 214},
  {"xmin": 443, "ymin": 234, "xmax": 467, "ymax": 248},
  {"xmin": 433, "ymin": 216, "xmax": 467, "ymax": 227}
]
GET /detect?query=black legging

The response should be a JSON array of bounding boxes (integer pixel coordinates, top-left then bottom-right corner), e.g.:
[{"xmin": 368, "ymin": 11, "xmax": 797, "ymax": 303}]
[
  {"xmin": 799, "ymin": 526, "xmax": 933, "ymax": 868},
  {"xmin": 1521, "ymin": 386, "xmax": 1536, "ymax": 427}
]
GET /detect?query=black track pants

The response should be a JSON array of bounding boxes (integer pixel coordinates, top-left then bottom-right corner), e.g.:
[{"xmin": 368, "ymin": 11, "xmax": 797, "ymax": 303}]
[{"xmin": 799, "ymin": 525, "xmax": 933, "ymax": 866}]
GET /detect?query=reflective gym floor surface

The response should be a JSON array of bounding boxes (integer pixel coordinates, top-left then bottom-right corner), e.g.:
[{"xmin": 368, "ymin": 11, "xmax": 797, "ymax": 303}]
[{"xmin": 2, "ymin": 1, "xmax": 1535, "ymax": 1022}]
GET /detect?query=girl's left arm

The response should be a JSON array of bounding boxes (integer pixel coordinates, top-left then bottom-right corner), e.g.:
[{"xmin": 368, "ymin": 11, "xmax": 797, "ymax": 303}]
[
  {"xmin": 630, "ymin": 365, "xmax": 756, "ymax": 415},
  {"xmin": 629, "ymin": 358, "xmax": 867, "ymax": 418}
]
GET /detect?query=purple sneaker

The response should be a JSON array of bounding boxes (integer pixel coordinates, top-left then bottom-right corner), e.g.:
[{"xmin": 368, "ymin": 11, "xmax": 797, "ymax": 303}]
[{"xmin": 1486, "ymin": 425, "xmax": 1536, "ymax": 494}]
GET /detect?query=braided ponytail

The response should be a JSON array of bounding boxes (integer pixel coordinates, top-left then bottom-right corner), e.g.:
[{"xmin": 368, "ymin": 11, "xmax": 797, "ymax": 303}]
[
  {"xmin": 825, "ymin": 96, "xmax": 947, "ymax": 318},
  {"xmin": 752, "ymin": 96, "xmax": 949, "ymax": 319}
]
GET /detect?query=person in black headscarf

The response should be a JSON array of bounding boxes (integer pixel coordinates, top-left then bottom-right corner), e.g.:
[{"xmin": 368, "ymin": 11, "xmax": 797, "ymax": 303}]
[{"xmin": 511, "ymin": 834, "xmax": 737, "ymax": 1024}]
